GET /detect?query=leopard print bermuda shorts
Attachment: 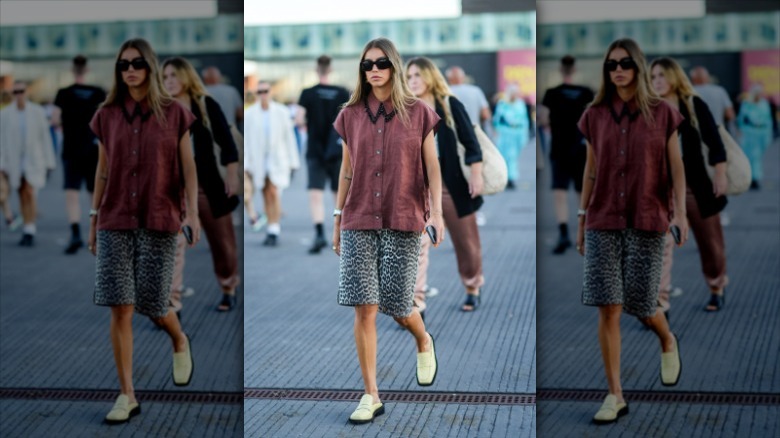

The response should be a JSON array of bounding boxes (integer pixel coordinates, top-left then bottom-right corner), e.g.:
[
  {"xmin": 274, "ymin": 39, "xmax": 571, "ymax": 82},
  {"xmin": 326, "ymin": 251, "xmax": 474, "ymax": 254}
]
[
  {"xmin": 582, "ymin": 229, "xmax": 665, "ymax": 318},
  {"xmin": 338, "ymin": 229, "xmax": 421, "ymax": 318},
  {"xmin": 94, "ymin": 229, "xmax": 178, "ymax": 318}
]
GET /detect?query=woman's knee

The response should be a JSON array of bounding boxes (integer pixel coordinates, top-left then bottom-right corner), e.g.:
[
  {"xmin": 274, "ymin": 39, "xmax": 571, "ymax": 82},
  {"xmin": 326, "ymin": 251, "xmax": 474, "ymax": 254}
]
[
  {"xmin": 354, "ymin": 305, "xmax": 377, "ymax": 324},
  {"xmin": 111, "ymin": 305, "xmax": 134, "ymax": 323},
  {"xmin": 598, "ymin": 305, "xmax": 622, "ymax": 322}
]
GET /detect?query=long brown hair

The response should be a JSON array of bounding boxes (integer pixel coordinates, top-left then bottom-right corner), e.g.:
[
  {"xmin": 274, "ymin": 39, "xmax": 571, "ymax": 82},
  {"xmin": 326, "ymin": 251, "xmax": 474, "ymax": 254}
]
[
  {"xmin": 162, "ymin": 56, "xmax": 211, "ymax": 128},
  {"xmin": 103, "ymin": 38, "xmax": 172, "ymax": 124},
  {"xmin": 343, "ymin": 37, "xmax": 417, "ymax": 125},
  {"xmin": 650, "ymin": 57, "xmax": 699, "ymax": 128},
  {"xmin": 591, "ymin": 38, "xmax": 661, "ymax": 124},
  {"xmin": 405, "ymin": 56, "xmax": 454, "ymax": 126}
]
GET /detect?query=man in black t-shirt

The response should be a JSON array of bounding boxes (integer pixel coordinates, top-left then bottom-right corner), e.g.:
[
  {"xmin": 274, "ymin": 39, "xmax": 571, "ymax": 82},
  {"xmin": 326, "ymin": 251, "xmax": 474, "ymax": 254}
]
[
  {"xmin": 53, "ymin": 55, "xmax": 106, "ymax": 254},
  {"xmin": 298, "ymin": 55, "xmax": 351, "ymax": 254},
  {"xmin": 540, "ymin": 55, "xmax": 594, "ymax": 254}
]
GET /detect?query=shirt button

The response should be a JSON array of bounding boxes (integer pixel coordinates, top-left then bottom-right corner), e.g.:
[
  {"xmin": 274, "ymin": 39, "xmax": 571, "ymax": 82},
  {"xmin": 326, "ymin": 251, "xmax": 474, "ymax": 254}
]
[
  {"xmin": 621, "ymin": 129, "xmax": 626, "ymax": 134},
  {"xmin": 375, "ymin": 215, "xmax": 380, "ymax": 220},
  {"xmin": 376, "ymin": 172, "xmax": 380, "ymax": 177},
  {"xmin": 376, "ymin": 150, "xmax": 381, "ymax": 155},
  {"xmin": 378, "ymin": 129, "xmax": 382, "ymax": 133},
  {"xmin": 132, "ymin": 172, "xmax": 136, "ymax": 176},
  {"xmin": 132, "ymin": 150, "xmax": 137, "ymax": 155},
  {"xmin": 132, "ymin": 192, "xmax": 136, "ymax": 197},
  {"xmin": 620, "ymin": 192, "xmax": 624, "ymax": 197},
  {"xmin": 134, "ymin": 129, "xmax": 138, "ymax": 134},
  {"xmin": 620, "ymin": 150, "xmax": 624, "ymax": 155},
  {"xmin": 375, "ymin": 192, "xmax": 380, "ymax": 197}
]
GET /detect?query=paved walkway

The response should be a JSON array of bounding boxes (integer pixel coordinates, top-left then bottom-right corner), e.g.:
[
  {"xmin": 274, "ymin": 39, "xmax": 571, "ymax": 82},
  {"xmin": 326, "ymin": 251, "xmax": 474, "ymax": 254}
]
[
  {"xmin": 0, "ymin": 166, "xmax": 244, "ymax": 437},
  {"xmin": 243, "ymin": 142, "xmax": 538, "ymax": 437},
  {"xmin": 536, "ymin": 139, "xmax": 780, "ymax": 436}
]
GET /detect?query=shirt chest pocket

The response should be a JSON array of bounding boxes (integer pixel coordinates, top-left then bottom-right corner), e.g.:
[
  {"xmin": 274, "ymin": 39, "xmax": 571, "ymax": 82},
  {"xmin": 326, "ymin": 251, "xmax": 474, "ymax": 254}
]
[
  {"xmin": 640, "ymin": 128, "xmax": 667, "ymax": 163},
  {"xmin": 151, "ymin": 128, "xmax": 180, "ymax": 162}
]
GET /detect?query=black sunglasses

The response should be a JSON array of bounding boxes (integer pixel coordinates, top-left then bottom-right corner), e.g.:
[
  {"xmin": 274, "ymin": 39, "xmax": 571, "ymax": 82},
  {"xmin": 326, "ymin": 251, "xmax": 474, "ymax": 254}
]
[
  {"xmin": 12, "ymin": 90, "xmax": 25, "ymax": 95},
  {"xmin": 361, "ymin": 57, "xmax": 392, "ymax": 72},
  {"xmin": 604, "ymin": 57, "xmax": 637, "ymax": 72},
  {"xmin": 116, "ymin": 57, "xmax": 150, "ymax": 72},
  {"xmin": 256, "ymin": 89, "xmax": 269, "ymax": 94}
]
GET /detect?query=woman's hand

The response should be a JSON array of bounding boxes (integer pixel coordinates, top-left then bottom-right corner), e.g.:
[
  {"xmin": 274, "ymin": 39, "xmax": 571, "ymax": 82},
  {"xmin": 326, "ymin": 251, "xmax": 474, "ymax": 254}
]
[
  {"xmin": 225, "ymin": 163, "xmax": 240, "ymax": 197},
  {"xmin": 424, "ymin": 213, "xmax": 446, "ymax": 248},
  {"xmin": 332, "ymin": 217, "xmax": 341, "ymax": 256},
  {"xmin": 712, "ymin": 162, "xmax": 727, "ymax": 197},
  {"xmin": 182, "ymin": 210, "xmax": 201, "ymax": 247},
  {"xmin": 88, "ymin": 217, "xmax": 97, "ymax": 256},
  {"xmin": 576, "ymin": 217, "xmax": 585, "ymax": 256},
  {"xmin": 669, "ymin": 215, "xmax": 689, "ymax": 247},
  {"xmin": 469, "ymin": 162, "xmax": 484, "ymax": 198}
]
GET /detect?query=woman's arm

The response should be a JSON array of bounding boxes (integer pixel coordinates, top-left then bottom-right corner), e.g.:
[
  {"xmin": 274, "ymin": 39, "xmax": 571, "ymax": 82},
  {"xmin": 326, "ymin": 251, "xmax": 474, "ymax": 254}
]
[
  {"xmin": 576, "ymin": 141, "xmax": 596, "ymax": 256},
  {"xmin": 667, "ymin": 131, "xmax": 688, "ymax": 246},
  {"xmin": 450, "ymin": 97, "xmax": 483, "ymax": 197},
  {"xmin": 332, "ymin": 142, "xmax": 352, "ymax": 256},
  {"xmin": 422, "ymin": 130, "xmax": 445, "ymax": 247},
  {"xmin": 693, "ymin": 97, "xmax": 727, "ymax": 196},
  {"xmin": 87, "ymin": 142, "xmax": 108, "ymax": 255},
  {"xmin": 179, "ymin": 131, "xmax": 201, "ymax": 246},
  {"xmin": 206, "ymin": 97, "xmax": 240, "ymax": 196}
]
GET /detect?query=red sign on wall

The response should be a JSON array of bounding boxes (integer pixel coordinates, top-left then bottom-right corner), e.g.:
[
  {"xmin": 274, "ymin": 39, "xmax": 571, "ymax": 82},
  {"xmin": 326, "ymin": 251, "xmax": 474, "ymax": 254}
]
[
  {"xmin": 742, "ymin": 50, "xmax": 780, "ymax": 106},
  {"xmin": 497, "ymin": 49, "xmax": 537, "ymax": 104}
]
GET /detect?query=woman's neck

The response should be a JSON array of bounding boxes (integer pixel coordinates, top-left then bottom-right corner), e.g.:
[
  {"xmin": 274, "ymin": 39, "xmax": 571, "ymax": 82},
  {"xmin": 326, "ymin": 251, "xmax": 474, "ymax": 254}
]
[
  {"xmin": 174, "ymin": 93, "xmax": 191, "ymax": 107},
  {"xmin": 661, "ymin": 93, "xmax": 679, "ymax": 109},
  {"xmin": 419, "ymin": 92, "xmax": 435, "ymax": 109},
  {"xmin": 128, "ymin": 84, "xmax": 148, "ymax": 103},
  {"xmin": 615, "ymin": 84, "xmax": 636, "ymax": 102},
  {"xmin": 371, "ymin": 86, "xmax": 391, "ymax": 103}
]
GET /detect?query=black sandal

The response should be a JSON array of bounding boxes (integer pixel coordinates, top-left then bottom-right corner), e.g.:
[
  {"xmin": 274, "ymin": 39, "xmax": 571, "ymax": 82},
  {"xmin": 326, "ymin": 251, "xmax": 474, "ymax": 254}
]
[
  {"xmin": 217, "ymin": 294, "xmax": 237, "ymax": 312},
  {"xmin": 705, "ymin": 291, "xmax": 725, "ymax": 312},
  {"xmin": 461, "ymin": 290, "xmax": 481, "ymax": 312}
]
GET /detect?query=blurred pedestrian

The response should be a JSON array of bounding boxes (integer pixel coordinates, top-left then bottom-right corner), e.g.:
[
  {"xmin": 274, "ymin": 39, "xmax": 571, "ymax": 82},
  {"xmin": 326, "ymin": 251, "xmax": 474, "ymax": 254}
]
[
  {"xmin": 244, "ymin": 81, "xmax": 300, "ymax": 247},
  {"xmin": 332, "ymin": 37, "xmax": 443, "ymax": 425},
  {"xmin": 298, "ymin": 55, "xmax": 351, "ymax": 254},
  {"xmin": 689, "ymin": 66, "xmax": 735, "ymax": 127},
  {"xmin": 406, "ymin": 56, "xmax": 485, "ymax": 314},
  {"xmin": 163, "ymin": 57, "xmax": 241, "ymax": 312},
  {"xmin": 576, "ymin": 38, "xmax": 686, "ymax": 425},
  {"xmin": 0, "ymin": 81, "xmax": 57, "ymax": 247},
  {"xmin": 445, "ymin": 66, "xmax": 492, "ymax": 135},
  {"xmin": 540, "ymin": 55, "xmax": 594, "ymax": 255},
  {"xmin": 202, "ymin": 66, "xmax": 244, "ymax": 132},
  {"xmin": 53, "ymin": 55, "xmax": 107, "ymax": 254},
  {"xmin": 651, "ymin": 57, "xmax": 729, "ymax": 313},
  {"xmin": 87, "ymin": 38, "xmax": 197, "ymax": 424},
  {"xmin": 737, "ymin": 84, "xmax": 773, "ymax": 190},
  {"xmin": 493, "ymin": 84, "xmax": 529, "ymax": 189}
]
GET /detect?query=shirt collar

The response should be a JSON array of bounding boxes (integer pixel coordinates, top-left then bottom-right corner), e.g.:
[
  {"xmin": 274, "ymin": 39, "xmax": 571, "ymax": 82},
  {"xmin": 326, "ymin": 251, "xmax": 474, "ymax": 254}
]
[
  {"xmin": 609, "ymin": 93, "xmax": 640, "ymax": 124},
  {"xmin": 365, "ymin": 92, "xmax": 396, "ymax": 124},
  {"xmin": 122, "ymin": 95, "xmax": 152, "ymax": 124}
]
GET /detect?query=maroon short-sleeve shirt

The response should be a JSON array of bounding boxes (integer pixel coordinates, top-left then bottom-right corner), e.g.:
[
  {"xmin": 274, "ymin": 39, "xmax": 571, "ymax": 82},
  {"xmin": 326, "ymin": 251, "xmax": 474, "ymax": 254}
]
[
  {"xmin": 90, "ymin": 96, "xmax": 196, "ymax": 232},
  {"xmin": 334, "ymin": 93, "xmax": 440, "ymax": 232},
  {"xmin": 577, "ymin": 95, "xmax": 683, "ymax": 233}
]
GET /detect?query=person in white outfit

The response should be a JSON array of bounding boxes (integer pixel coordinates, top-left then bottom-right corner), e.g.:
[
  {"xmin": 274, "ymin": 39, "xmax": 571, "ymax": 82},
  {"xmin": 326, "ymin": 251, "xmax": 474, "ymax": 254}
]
[
  {"xmin": 0, "ymin": 81, "xmax": 57, "ymax": 246},
  {"xmin": 244, "ymin": 81, "xmax": 300, "ymax": 246}
]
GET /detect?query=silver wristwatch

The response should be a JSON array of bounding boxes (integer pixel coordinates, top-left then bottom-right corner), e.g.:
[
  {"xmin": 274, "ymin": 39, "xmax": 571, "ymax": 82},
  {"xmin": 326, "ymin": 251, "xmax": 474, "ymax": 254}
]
[
  {"xmin": 577, "ymin": 209, "xmax": 587, "ymax": 217},
  {"xmin": 333, "ymin": 208, "xmax": 343, "ymax": 217},
  {"xmin": 89, "ymin": 208, "xmax": 99, "ymax": 217}
]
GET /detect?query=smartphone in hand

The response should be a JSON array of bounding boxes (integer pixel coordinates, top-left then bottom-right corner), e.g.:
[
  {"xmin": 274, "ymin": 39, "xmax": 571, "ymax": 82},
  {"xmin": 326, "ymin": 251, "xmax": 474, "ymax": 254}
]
[
  {"xmin": 425, "ymin": 225, "xmax": 437, "ymax": 244},
  {"xmin": 670, "ymin": 225, "xmax": 681, "ymax": 245},
  {"xmin": 182, "ymin": 225, "xmax": 193, "ymax": 244}
]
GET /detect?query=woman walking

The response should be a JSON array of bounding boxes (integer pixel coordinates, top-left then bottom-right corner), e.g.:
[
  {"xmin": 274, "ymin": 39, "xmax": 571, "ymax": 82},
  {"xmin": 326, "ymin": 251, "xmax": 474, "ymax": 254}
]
[
  {"xmin": 88, "ymin": 38, "xmax": 198, "ymax": 424},
  {"xmin": 162, "ymin": 56, "xmax": 241, "ymax": 312},
  {"xmin": 737, "ymin": 84, "xmax": 773, "ymax": 190},
  {"xmin": 405, "ymin": 56, "xmax": 485, "ymax": 313},
  {"xmin": 492, "ymin": 84, "xmax": 528, "ymax": 189},
  {"xmin": 650, "ymin": 57, "xmax": 729, "ymax": 312},
  {"xmin": 332, "ymin": 37, "xmax": 444, "ymax": 424},
  {"xmin": 576, "ymin": 38, "xmax": 687, "ymax": 424}
]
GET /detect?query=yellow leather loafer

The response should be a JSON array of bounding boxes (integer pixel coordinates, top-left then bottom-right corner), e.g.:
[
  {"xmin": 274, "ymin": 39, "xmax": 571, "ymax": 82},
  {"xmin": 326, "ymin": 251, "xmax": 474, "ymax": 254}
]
[
  {"xmin": 105, "ymin": 394, "xmax": 140, "ymax": 425},
  {"xmin": 416, "ymin": 333, "xmax": 438, "ymax": 386},
  {"xmin": 349, "ymin": 394, "xmax": 384, "ymax": 424},
  {"xmin": 661, "ymin": 334, "xmax": 681, "ymax": 386},
  {"xmin": 592, "ymin": 394, "xmax": 628, "ymax": 424},
  {"xmin": 172, "ymin": 335, "xmax": 193, "ymax": 386}
]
